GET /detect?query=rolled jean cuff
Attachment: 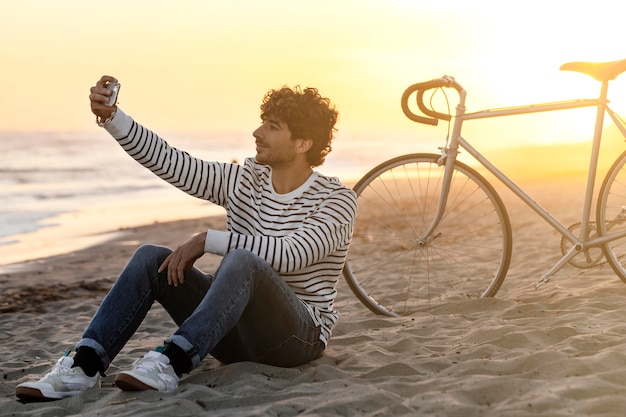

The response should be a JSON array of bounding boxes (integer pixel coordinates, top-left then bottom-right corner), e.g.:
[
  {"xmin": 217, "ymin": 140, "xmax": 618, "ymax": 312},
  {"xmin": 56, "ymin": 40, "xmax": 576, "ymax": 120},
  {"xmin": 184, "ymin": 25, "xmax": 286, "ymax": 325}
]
[
  {"xmin": 75, "ymin": 338, "xmax": 111, "ymax": 371},
  {"xmin": 164, "ymin": 335, "xmax": 198, "ymax": 369}
]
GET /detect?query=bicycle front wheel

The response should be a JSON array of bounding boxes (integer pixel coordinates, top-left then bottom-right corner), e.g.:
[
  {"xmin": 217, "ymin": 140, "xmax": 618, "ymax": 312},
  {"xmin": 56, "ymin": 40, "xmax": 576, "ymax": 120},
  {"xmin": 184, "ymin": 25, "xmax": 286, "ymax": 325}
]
[
  {"xmin": 597, "ymin": 150, "xmax": 626, "ymax": 282},
  {"xmin": 343, "ymin": 153, "xmax": 512, "ymax": 316}
]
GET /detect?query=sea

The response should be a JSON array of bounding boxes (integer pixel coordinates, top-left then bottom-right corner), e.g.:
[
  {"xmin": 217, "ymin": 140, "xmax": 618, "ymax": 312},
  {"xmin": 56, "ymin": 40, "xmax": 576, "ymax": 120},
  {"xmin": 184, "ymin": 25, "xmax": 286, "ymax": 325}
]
[{"xmin": 0, "ymin": 129, "xmax": 427, "ymax": 269}]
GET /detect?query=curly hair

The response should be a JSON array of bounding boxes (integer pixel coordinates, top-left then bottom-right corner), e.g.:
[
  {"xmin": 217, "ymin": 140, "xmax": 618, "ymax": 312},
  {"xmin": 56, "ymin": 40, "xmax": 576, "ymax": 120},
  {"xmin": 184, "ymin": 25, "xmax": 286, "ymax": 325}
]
[{"xmin": 260, "ymin": 86, "xmax": 338, "ymax": 167}]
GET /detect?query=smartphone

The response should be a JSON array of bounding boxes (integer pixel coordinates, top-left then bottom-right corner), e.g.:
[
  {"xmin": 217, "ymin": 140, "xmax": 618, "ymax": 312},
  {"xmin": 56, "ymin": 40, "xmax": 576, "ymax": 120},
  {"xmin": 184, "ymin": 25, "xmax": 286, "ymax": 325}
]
[{"xmin": 106, "ymin": 82, "xmax": 121, "ymax": 106}]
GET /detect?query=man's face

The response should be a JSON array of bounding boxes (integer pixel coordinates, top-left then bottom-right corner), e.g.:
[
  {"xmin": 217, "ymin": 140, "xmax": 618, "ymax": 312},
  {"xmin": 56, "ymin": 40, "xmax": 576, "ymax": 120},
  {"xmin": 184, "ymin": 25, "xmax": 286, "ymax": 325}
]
[{"xmin": 253, "ymin": 117, "xmax": 299, "ymax": 168}]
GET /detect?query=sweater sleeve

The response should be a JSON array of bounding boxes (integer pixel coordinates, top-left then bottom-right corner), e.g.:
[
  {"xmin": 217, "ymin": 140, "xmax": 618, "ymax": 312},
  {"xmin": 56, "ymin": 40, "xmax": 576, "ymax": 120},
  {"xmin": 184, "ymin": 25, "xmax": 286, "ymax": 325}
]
[
  {"xmin": 103, "ymin": 108, "xmax": 134, "ymax": 139},
  {"xmin": 104, "ymin": 109, "xmax": 239, "ymax": 207}
]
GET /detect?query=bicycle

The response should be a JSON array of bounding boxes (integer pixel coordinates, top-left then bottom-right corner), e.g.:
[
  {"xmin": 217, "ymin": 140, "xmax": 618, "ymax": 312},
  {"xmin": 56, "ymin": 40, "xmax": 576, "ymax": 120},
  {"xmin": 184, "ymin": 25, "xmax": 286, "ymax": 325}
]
[{"xmin": 343, "ymin": 59, "xmax": 626, "ymax": 317}]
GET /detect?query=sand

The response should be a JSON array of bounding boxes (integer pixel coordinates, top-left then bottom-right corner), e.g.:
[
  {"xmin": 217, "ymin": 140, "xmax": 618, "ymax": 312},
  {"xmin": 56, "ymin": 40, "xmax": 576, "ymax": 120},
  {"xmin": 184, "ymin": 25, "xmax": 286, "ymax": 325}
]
[{"xmin": 3, "ymin": 175, "xmax": 626, "ymax": 416}]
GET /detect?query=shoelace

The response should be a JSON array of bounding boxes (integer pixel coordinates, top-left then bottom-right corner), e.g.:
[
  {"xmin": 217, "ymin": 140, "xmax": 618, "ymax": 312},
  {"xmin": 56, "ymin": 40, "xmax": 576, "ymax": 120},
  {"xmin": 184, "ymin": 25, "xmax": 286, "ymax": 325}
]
[{"xmin": 50, "ymin": 359, "xmax": 72, "ymax": 376}]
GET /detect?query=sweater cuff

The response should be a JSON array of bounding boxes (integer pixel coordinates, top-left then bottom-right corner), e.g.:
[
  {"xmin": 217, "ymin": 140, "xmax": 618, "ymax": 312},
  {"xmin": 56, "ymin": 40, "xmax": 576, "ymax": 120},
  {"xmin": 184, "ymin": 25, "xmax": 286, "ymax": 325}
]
[
  {"xmin": 104, "ymin": 108, "xmax": 134, "ymax": 139},
  {"xmin": 204, "ymin": 229, "xmax": 230, "ymax": 255}
]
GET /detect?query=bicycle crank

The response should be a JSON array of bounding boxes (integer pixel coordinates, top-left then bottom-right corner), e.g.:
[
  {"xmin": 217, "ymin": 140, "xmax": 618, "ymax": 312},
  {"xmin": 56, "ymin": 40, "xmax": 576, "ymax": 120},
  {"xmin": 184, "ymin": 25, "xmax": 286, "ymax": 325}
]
[{"xmin": 560, "ymin": 222, "xmax": 604, "ymax": 269}]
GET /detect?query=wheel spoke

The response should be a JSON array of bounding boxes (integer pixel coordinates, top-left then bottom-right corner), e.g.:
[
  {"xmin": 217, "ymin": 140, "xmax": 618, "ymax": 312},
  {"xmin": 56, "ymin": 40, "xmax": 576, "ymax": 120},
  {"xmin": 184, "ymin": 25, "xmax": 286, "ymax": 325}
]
[{"xmin": 343, "ymin": 154, "xmax": 512, "ymax": 316}]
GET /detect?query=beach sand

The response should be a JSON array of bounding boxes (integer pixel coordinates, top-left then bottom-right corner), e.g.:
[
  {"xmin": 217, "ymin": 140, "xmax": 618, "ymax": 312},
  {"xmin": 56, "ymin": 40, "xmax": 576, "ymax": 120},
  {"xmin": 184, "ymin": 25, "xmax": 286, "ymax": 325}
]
[{"xmin": 3, "ymin": 174, "xmax": 626, "ymax": 416}]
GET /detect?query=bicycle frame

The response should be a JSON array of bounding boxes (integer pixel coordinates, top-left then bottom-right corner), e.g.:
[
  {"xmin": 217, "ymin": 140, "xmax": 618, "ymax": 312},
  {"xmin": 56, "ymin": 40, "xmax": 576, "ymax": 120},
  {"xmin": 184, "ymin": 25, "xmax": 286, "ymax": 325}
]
[{"xmin": 429, "ymin": 80, "xmax": 626, "ymax": 286}]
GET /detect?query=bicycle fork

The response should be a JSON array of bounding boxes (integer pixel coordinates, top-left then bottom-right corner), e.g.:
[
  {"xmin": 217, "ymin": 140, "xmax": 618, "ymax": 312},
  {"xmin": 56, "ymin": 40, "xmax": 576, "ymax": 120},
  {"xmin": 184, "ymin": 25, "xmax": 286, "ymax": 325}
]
[
  {"xmin": 415, "ymin": 145, "xmax": 458, "ymax": 246},
  {"xmin": 417, "ymin": 99, "xmax": 466, "ymax": 246}
]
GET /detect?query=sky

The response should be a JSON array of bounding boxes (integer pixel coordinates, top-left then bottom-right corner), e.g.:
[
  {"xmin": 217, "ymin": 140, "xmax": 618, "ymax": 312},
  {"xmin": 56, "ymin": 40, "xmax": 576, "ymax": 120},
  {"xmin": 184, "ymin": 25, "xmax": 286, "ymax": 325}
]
[{"xmin": 1, "ymin": 0, "xmax": 625, "ymax": 149}]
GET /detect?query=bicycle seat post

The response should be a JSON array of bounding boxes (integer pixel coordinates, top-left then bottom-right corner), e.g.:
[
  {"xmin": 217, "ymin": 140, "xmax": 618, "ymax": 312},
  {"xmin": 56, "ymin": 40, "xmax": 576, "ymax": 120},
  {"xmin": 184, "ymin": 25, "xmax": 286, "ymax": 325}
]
[{"xmin": 577, "ymin": 80, "xmax": 610, "ymax": 243}]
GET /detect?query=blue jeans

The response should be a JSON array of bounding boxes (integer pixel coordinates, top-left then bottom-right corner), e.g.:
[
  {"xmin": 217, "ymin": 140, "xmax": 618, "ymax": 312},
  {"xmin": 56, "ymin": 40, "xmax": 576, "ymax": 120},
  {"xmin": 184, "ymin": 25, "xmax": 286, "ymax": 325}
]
[{"xmin": 76, "ymin": 245, "xmax": 324, "ymax": 372}]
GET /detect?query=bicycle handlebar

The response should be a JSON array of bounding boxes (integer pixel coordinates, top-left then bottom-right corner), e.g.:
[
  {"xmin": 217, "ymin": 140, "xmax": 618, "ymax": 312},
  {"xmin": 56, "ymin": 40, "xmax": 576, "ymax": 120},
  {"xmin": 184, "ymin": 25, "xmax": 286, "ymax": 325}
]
[{"xmin": 401, "ymin": 76, "xmax": 464, "ymax": 126}]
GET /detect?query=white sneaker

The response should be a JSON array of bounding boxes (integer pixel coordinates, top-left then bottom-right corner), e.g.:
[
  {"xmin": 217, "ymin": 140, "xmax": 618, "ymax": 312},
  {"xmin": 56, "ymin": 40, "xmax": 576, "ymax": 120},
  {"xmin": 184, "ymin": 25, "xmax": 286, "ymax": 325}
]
[
  {"xmin": 15, "ymin": 355, "xmax": 100, "ymax": 402},
  {"xmin": 114, "ymin": 351, "xmax": 179, "ymax": 393}
]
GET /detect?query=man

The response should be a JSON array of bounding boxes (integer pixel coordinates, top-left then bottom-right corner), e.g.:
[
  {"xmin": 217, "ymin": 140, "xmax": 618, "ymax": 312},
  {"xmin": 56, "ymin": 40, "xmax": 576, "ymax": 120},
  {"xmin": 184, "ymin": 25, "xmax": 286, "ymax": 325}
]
[{"xmin": 16, "ymin": 76, "xmax": 357, "ymax": 401}]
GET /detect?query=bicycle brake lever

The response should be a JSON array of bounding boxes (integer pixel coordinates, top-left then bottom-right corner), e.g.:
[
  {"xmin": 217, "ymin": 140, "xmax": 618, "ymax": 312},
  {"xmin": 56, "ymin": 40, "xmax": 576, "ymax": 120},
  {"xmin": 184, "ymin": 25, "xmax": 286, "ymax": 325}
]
[{"xmin": 437, "ymin": 147, "xmax": 448, "ymax": 166}]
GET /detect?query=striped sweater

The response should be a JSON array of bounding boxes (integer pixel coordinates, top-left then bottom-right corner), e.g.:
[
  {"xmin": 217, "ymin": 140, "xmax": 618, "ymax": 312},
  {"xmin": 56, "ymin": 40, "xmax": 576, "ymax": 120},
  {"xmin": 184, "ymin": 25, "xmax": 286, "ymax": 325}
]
[{"xmin": 105, "ymin": 109, "xmax": 357, "ymax": 344}]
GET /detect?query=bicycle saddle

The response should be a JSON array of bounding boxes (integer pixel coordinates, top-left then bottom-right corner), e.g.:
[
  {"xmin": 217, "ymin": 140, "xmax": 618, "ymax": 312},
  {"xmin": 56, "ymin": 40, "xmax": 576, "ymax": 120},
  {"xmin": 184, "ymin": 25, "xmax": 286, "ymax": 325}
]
[{"xmin": 560, "ymin": 59, "xmax": 626, "ymax": 82}]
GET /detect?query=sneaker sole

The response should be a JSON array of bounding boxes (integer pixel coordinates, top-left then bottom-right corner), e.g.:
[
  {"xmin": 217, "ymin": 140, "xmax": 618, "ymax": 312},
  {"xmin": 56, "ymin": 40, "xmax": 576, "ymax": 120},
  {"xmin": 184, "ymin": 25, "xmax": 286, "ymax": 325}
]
[
  {"xmin": 114, "ymin": 373, "xmax": 157, "ymax": 392},
  {"xmin": 16, "ymin": 386, "xmax": 64, "ymax": 402}
]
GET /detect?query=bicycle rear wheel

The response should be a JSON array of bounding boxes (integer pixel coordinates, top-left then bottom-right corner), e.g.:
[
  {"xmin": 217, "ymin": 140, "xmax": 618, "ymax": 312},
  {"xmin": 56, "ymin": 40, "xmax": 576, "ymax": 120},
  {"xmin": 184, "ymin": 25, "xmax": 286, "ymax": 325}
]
[
  {"xmin": 343, "ymin": 153, "xmax": 512, "ymax": 316},
  {"xmin": 597, "ymin": 150, "xmax": 626, "ymax": 282}
]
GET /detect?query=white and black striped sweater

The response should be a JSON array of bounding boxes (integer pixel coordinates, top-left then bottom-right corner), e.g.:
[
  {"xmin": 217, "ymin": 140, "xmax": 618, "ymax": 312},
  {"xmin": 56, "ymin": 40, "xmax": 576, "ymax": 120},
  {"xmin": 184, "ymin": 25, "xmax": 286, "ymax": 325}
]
[{"xmin": 105, "ymin": 109, "xmax": 357, "ymax": 344}]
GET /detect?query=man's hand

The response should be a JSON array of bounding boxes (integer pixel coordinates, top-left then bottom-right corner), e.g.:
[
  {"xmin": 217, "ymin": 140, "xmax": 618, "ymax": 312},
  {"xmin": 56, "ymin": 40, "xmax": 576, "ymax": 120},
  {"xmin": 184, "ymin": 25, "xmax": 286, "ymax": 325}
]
[
  {"xmin": 159, "ymin": 232, "xmax": 207, "ymax": 287},
  {"xmin": 89, "ymin": 75, "xmax": 118, "ymax": 120}
]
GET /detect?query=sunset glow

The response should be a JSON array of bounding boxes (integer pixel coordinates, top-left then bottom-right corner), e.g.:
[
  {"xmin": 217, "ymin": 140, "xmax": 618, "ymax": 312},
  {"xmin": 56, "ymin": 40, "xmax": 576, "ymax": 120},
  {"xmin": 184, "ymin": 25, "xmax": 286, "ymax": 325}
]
[{"xmin": 1, "ymin": 0, "xmax": 625, "ymax": 149}]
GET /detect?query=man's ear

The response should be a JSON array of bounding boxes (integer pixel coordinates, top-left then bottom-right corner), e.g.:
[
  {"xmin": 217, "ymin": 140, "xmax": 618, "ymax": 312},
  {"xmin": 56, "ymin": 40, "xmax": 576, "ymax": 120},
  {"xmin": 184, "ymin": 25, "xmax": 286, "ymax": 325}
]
[{"xmin": 296, "ymin": 138, "xmax": 313, "ymax": 154}]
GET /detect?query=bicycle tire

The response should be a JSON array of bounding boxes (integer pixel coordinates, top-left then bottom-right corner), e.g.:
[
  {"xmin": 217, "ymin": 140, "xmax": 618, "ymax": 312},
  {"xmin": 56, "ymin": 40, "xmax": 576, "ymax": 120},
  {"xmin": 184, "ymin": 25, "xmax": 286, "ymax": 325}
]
[
  {"xmin": 597, "ymin": 150, "xmax": 626, "ymax": 282},
  {"xmin": 343, "ymin": 153, "xmax": 513, "ymax": 316}
]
